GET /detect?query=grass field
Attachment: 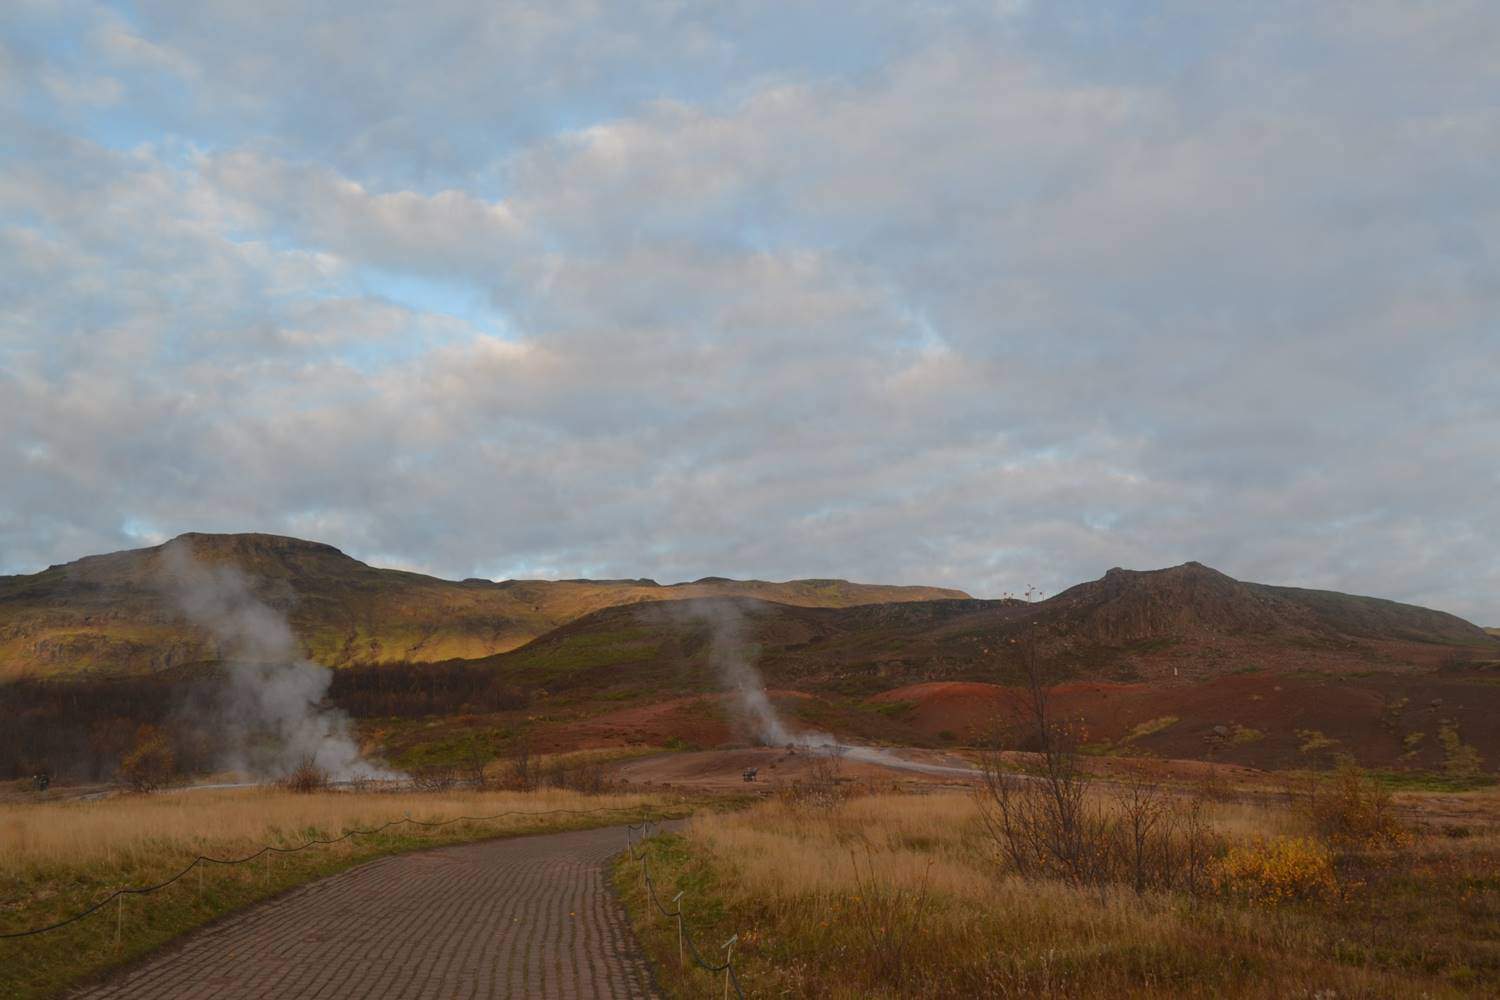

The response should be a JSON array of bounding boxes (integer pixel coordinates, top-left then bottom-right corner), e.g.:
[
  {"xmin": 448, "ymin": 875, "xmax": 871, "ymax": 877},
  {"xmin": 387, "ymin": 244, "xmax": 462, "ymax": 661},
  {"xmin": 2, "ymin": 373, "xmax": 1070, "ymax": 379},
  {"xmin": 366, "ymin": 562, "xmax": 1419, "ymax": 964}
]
[
  {"xmin": 617, "ymin": 785, "xmax": 1500, "ymax": 998},
  {"xmin": 0, "ymin": 786, "xmax": 678, "ymax": 1000}
]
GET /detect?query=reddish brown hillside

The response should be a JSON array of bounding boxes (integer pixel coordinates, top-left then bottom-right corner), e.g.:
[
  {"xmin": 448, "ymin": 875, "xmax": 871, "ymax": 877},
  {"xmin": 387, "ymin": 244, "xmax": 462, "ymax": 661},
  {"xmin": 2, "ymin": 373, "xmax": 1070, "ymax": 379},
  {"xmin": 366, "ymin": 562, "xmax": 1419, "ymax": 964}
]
[
  {"xmin": 873, "ymin": 673, "xmax": 1500, "ymax": 773},
  {"xmin": 479, "ymin": 563, "xmax": 1498, "ymax": 695}
]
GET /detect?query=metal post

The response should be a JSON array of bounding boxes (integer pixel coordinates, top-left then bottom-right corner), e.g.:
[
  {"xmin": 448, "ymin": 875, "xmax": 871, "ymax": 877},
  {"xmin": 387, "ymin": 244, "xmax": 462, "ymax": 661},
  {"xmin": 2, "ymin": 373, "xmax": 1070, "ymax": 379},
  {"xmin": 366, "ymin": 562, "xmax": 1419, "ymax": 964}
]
[
  {"xmin": 265, "ymin": 852, "xmax": 271, "ymax": 884},
  {"xmin": 198, "ymin": 863, "xmax": 204, "ymax": 895},
  {"xmin": 673, "ymin": 891, "xmax": 685, "ymax": 968},
  {"xmin": 115, "ymin": 895, "xmax": 123, "ymax": 949},
  {"xmin": 722, "ymin": 934, "xmax": 737, "ymax": 1000}
]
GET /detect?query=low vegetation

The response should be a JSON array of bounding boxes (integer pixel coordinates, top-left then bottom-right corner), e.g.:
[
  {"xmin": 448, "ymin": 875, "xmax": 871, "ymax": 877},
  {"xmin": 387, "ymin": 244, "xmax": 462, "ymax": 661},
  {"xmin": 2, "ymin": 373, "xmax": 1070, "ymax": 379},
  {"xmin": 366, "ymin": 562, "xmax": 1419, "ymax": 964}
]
[
  {"xmin": 619, "ymin": 782, "xmax": 1499, "ymax": 998},
  {"xmin": 622, "ymin": 645, "xmax": 1497, "ymax": 997},
  {"xmin": 0, "ymin": 786, "xmax": 674, "ymax": 1000}
]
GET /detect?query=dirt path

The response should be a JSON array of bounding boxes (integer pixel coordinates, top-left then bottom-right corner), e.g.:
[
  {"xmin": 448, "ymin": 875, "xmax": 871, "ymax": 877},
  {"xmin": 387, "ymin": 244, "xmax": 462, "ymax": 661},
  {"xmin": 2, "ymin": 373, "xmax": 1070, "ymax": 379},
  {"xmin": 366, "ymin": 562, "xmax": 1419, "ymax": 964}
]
[{"xmin": 75, "ymin": 824, "xmax": 663, "ymax": 999}]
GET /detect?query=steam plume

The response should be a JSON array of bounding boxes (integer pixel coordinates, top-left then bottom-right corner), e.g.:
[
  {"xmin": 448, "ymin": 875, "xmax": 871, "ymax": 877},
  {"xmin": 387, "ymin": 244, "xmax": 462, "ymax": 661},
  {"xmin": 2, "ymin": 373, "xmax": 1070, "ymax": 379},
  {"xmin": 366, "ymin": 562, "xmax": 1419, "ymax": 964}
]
[
  {"xmin": 655, "ymin": 599, "xmax": 825, "ymax": 747},
  {"xmin": 156, "ymin": 539, "xmax": 394, "ymax": 780},
  {"xmin": 660, "ymin": 598, "xmax": 976, "ymax": 778}
]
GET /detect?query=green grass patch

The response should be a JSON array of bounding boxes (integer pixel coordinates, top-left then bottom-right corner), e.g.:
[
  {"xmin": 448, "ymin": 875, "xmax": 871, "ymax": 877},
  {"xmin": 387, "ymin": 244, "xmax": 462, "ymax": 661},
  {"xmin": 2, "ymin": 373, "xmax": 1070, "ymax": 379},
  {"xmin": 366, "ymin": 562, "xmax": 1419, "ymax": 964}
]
[
  {"xmin": 503, "ymin": 627, "xmax": 663, "ymax": 682},
  {"xmin": 1124, "ymin": 715, "xmax": 1179, "ymax": 743},
  {"xmin": 614, "ymin": 832, "xmax": 740, "ymax": 1000},
  {"xmin": 1297, "ymin": 729, "xmax": 1341, "ymax": 755},
  {"xmin": 1364, "ymin": 769, "xmax": 1498, "ymax": 792},
  {"xmin": 384, "ymin": 727, "xmax": 511, "ymax": 770}
]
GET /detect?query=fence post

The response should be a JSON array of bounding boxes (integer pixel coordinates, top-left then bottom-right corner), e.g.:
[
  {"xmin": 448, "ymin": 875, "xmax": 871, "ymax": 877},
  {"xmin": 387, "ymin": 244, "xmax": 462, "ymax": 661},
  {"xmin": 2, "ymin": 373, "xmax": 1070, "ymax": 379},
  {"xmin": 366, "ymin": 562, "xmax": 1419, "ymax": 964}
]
[
  {"xmin": 673, "ymin": 891, "xmax": 685, "ymax": 968},
  {"xmin": 722, "ymin": 934, "xmax": 737, "ymax": 1000},
  {"xmin": 114, "ymin": 895, "xmax": 123, "ymax": 949}
]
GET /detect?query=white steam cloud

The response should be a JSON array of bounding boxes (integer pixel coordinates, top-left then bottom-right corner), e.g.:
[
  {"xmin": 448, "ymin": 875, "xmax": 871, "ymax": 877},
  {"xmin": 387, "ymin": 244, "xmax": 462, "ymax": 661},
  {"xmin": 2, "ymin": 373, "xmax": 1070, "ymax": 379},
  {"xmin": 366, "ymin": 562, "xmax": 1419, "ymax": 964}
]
[
  {"xmin": 655, "ymin": 598, "xmax": 825, "ymax": 747},
  {"xmin": 156, "ymin": 539, "xmax": 395, "ymax": 780}
]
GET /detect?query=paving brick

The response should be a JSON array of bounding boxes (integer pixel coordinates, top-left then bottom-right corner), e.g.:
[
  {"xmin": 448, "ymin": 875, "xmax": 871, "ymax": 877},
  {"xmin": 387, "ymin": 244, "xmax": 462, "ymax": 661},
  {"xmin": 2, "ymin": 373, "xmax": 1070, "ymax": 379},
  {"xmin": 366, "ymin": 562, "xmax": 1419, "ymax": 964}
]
[{"xmin": 74, "ymin": 824, "xmax": 661, "ymax": 999}]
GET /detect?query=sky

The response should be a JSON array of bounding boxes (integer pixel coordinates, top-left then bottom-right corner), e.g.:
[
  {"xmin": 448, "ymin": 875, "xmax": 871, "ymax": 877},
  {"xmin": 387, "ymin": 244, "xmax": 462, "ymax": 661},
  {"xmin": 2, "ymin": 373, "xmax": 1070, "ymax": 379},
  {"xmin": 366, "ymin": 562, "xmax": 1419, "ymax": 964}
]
[{"xmin": 0, "ymin": 1, "xmax": 1496, "ymax": 622}]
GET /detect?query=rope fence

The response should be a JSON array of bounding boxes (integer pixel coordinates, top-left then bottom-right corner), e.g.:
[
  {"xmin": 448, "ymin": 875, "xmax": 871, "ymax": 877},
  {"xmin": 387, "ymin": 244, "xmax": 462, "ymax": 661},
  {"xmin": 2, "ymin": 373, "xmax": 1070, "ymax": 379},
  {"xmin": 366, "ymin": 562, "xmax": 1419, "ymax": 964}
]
[
  {"xmin": 625, "ymin": 817, "xmax": 745, "ymax": 1000},
  {"xmin": 1, "ymin": 804, "xmax": 659, "ymax": 941}
]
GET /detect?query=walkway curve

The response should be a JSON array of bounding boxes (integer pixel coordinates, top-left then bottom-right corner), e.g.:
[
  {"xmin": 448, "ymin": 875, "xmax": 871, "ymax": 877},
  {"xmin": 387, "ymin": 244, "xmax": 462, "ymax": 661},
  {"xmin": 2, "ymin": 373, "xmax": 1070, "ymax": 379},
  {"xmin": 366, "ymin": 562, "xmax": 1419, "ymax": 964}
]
[{"xmin": 74, "ymin": 823, "xmax": 663, "ymax": 999}]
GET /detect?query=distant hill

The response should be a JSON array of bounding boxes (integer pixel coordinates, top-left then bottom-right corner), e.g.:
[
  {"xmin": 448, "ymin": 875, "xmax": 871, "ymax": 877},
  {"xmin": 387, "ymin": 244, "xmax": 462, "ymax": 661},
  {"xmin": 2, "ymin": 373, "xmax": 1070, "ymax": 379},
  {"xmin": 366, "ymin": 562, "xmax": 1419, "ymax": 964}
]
[
  {"xmin": 1039, "ymin": 561, "xmax": 1490, "ymax": 648},
  {"xmin": 4, "ymin": 537, "xmax": 1492, "ymax": 685},
  {"xmin": 0, "ymin": 533, "xmax": 969, "ymax": 678},
  {"xmin": 476, "ymin": 561, "xmax": 1498, "ymax": 694}
]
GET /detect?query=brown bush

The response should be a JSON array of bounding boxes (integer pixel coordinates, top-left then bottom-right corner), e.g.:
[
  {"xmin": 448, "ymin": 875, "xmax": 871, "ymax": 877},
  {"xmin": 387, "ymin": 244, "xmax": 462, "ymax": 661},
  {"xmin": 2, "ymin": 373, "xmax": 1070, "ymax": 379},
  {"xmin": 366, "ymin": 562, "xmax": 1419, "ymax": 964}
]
[
  {"xmin": 544, "ymin": 760, "xmax": 610, "ymax": 794},
  {"xmin": 501, "ymin": 738, "xmax": 540, "ymax": 791},
  {"xmin": 976, "ymin": 640, "xmax": 1220, "ymax": 894},
  {"xmin": 279, "ymin": 756, "xmax": 329, "ymax": 794},
  {"xmin": 776, "ymin": 748, "xmax": 850, "ymax": 810},
  {"xmin": 978, "ymin": 756, "xmax": 1220, "ymax": 894},
  {"xmin": 118, "ymin": 724, "xmax": 176, "ymax": 792},
  {"xmin": 411, "ymin": 766, "xmax": 458, "ymax": 792},
  {"xmin": 463, "ymin": 747, "xmax": 493, "ymax": 790},
  {"xmin": 1290, "ymin": 759, "xmax": 1408, "ymax": 852}
]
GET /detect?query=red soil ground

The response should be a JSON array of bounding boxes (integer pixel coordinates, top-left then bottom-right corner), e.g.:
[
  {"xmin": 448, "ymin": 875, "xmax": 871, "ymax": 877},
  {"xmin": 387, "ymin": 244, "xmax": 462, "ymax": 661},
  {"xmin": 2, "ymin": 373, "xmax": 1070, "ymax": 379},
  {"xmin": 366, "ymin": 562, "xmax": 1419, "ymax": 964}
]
[
  {"xmin": 872, "ymin": 672, "xmax": 1500, "ymax": 772},
  {"xmin": 544, "ymin": 695, "xmax": 734, "ymax": 753}
]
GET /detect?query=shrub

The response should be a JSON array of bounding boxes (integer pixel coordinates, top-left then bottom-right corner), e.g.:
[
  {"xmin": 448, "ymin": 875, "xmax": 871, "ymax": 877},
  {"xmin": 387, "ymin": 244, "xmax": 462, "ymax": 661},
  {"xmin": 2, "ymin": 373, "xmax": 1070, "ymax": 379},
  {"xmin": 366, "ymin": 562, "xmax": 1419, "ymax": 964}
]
[
  {"xmin": 546, "ymin": 760, "xmax": 610, "ymax": 794},
  {"xmin": 118, "ymin": 724, "xmax": 176, "ymax": 792},
  {"xmin": 462, "ymin": 746, "xmax": 494, "ymax": 789},
  {"xmin": 500, "ymin": 739, "xmax": 541, "ymax": 791},
  {"xmin": 1438, "ymin": 721, "xmax": 1484, "ymax": 780},
  {"xmin": 777, "ymin": 749, "xmax": 850, "ymax": 810},
  {"xmin": 978, "ymin": 760, "xmax": 1220, "ymax": 895},
  {"xmin": 411, "ymin": 765, "xmax": 458, "ymax": 791},
  {"xmin": 279, "ymin": 756, "xmax": 329, "ymax": 793},
  {"xmin": 976, "ymin": 641, "xmax": 1217, "ymax": 895},
  {"xmin": 1216, "ymin": 836, "xmax": 1337, "ymax": 905},
  {"xmin": 1296, "ymin": 760, "xmax": 1408, "ymax": 851}
]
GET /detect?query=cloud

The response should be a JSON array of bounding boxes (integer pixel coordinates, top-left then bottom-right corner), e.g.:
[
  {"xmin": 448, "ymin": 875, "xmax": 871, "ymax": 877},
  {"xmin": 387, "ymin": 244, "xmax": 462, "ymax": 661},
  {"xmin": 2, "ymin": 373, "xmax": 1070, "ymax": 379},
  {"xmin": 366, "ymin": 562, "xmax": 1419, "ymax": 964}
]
[{"xmin": 0, "ymin": 1, "xmax": 1496, "ymax": 627}]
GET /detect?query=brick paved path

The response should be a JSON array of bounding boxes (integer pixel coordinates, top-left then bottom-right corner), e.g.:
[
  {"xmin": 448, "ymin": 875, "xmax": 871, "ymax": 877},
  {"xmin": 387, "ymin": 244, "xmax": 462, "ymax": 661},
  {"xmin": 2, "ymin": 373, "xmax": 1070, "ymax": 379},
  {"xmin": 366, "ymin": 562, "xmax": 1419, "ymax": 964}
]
[{"xmin": 76, "ymin": 824, "xmax": 661, "ymax": 999}]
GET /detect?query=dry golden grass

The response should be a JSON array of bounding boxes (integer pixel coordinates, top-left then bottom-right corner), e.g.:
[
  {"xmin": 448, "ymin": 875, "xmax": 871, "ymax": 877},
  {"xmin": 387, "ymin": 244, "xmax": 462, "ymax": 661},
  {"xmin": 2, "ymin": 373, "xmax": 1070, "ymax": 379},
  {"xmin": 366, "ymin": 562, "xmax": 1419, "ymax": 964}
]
[
  {"xmin": 618, "ymin": 789, "xmax": 1500, "ymax": 998},
  {"xmin": 0, "ymin": 786, "xmax": 659, "ymax": 873},
  {"xmin": 1, "ymin": 786, "xmax": 674, "ymax": 1000}
]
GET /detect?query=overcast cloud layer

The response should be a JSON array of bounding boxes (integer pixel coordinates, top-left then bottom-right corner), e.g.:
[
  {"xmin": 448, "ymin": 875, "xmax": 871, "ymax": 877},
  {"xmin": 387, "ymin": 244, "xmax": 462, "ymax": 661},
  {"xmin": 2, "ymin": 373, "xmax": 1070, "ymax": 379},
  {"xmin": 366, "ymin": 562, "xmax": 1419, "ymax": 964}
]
[{"xmin": 1, "ymin": 1, "xmax": 1496, "ymax": 622}]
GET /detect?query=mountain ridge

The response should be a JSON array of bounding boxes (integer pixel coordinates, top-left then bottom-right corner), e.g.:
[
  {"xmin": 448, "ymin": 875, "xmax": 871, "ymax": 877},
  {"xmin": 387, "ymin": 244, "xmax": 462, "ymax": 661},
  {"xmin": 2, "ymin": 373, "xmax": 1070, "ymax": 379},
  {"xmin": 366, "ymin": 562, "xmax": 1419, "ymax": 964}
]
[
  {"xmin": 476, "ymin": 559, "xmax": 1497, "ymax": 693},
  {"xmin": 2, "ymin": 533, "xmax": 1492, "ymax": 682},
  {"xmin": 0, "ymin": 532, "xmax": 971, "ymax": 678}
]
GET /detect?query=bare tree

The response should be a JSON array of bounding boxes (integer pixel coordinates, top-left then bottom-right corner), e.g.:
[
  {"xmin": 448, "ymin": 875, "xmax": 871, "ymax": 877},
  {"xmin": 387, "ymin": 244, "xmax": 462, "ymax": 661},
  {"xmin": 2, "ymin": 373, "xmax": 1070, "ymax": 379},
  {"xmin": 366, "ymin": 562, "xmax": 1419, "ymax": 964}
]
[
  {"xmin": 463, "ymin": 745, "xmax": 493, "ymax": 790},
  {"xmin": 975, "ymin": 638, "xmax": 1218, "ymax": 894},
  {"xmin": 977, "ymin": 637, "xmax": 1093, "ymax": 883},
  {"xmin": 503, "ymin": 736, "xmax": 540, "ymax": 791}
]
